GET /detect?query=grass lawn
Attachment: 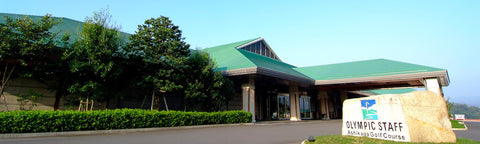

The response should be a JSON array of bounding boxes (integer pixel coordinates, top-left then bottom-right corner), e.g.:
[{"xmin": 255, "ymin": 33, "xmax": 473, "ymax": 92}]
[
  {"xmin": 451, "ymin": 120, "xmax": 467, "ymax": 129},
  {"xmin": 304, "ymin": 135, "xmax": 479, "ymax": 144}
]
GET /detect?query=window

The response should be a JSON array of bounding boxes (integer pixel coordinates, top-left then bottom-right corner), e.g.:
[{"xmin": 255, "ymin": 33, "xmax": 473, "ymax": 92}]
[{"xmin": 239, "ymin": 41, "xmax": 279, "ymax": 60}]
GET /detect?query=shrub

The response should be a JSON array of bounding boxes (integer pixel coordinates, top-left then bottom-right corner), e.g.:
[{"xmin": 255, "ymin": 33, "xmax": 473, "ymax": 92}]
[{"xmin": 0, "ymin": 109, "xmax": 252, "ymax": 133}]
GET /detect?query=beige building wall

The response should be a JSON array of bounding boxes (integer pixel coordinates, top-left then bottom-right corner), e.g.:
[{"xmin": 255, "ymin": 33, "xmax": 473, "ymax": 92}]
[{"xmin": 0, "ymin": 78, "xmax": 56, "ymax": 111}]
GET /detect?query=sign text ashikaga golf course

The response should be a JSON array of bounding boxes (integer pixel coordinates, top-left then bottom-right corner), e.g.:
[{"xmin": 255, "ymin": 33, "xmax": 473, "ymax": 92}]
[
  {"xmin": 342, "ymin": 91, "xmax": 456, "ymax": 143},
  {"xmin": 343, "ymin": 99, "xmax": 409, "ymax": 141}
]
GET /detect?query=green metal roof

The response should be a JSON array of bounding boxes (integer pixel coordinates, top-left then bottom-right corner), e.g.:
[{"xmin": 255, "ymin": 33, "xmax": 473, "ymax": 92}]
[
  {"xmin": 202, "ymin": 38, "xmax": 312, "ymax": 82},
  {"xmin": 202, "ymin": 38, "xmax": 259, "ymax": 71},
  {"xmin": 238, "ymin": 49, "xmax": 310, "ymax": 79},
  {"xmin": 295, "ymin": 59, "xmax": 446, "ymax": 81},
  {"xmin": 367, "ymin": 88, "xmax": 417, "ymax": 95},
  {"xmin": 0, "ymin": 13, "xmax": 130, "ymax": 44},
  {"xmin": 203, "ymin": 39, "xmax": 449, "ymax": 85}
]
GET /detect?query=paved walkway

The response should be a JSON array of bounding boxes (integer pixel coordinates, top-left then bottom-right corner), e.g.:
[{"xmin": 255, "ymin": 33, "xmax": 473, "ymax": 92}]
[
  {"xmin": 0, "ymin": 120, "xmax": 342, "ymax": 144},
  {"xmin": 0, "ymin": 120, "xmax": 478, "ymax": 144}
]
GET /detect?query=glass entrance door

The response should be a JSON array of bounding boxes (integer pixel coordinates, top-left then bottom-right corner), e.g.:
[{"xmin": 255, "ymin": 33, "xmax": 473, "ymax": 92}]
[
  {"xmin": 300, "ymin": 96, "xmax": 311, "ymax": 119},
  {"xmin": 270, "ymin": 94, "xmax": 290, "ymax": 120},
  {"xmin": 277, "ymin": 95, "xmax": 290, "ymax": 120}
]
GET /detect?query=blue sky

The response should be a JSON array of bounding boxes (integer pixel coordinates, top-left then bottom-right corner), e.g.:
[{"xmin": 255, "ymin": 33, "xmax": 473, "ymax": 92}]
[{"xmin": 2, "ymin": 0, "xmax": 479, "ymax": 107}]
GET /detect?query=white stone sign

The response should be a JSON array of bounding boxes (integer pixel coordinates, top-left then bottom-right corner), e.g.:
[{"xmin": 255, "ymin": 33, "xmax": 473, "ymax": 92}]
[
  {"xmin": 342, "ymin": 91, "xmax": 456, "ymax": 143},
  {"xmin": 342, "ymin": 95, "xmax": 410, "ymax": 142}
]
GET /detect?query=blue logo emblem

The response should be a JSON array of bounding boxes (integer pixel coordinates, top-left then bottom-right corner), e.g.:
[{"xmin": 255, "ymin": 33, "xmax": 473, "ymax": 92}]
[{"xmin": 361, "ymin": 99, "xmax": 378, "ymax": 120}]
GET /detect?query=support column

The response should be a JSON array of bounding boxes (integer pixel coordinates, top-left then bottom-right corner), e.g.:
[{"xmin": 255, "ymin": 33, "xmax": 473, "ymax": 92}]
[
  {"xmin": 242, "ymin": 78, "xmax": 256, "ymax": 122},
  {"xmin": 318, "ymin": 91, "xmax": 330, "ymax": 120},
  {"xmin": 424, "ymin": 78, "xmax": 444, "ymax": 97},
  {"xmin": 289, "ymin": 84, "xmax": 301, "ymax": 121},
  {"xmin": 340, "ymin": 91, "xmax": 347, "ymax": 119}
]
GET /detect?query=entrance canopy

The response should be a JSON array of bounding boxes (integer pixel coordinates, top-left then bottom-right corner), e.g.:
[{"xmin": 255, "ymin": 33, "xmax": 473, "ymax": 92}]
[{"xmin": 295, "ymin": 59, "xmax": 449, "ymax": 90}]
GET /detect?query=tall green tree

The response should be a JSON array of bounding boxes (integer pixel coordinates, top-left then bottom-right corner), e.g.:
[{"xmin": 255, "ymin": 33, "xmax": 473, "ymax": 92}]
[
  {"xmin": 0, "ymin": 14, "xmax": 67, "ymax": 111},
  {"xmin": 63, "ymin": 10, "xmax": 124, "ymax": 102},
  {"xmin": 183, "ymin": 50, "xmax": 235, "ymax": 111},
  {"xmin": 127, "ymin": 16, "xmax": 190, "ymax": 110}
]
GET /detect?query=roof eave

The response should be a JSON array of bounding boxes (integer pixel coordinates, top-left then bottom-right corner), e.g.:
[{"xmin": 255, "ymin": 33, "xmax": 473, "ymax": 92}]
[
  {"xmin": 221, "ymin": 67, "xmax": 314, "ymax": 84},
  {"xmin": 221, "ymin": 67, "xmax": 257, "ymax": 76},
  {"xmin": 257, "ymin": 67, "xmax": 314, "ymax": 84},
  {"xmin": 314, "ymin": 70, "xmax": 449, "ymax": 86},
  {"xmin": 236, "ymin": 38, "xmax": 263, "ymax": 49},
  {"xmin": 350, "ymin": 91, "xmax": 376, "ymax": 96}
]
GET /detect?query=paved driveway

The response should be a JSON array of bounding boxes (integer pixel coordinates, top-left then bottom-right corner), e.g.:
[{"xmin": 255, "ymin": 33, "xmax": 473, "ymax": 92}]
[
  {"xmin": 1, "ymin": 120, "xmax": 478, "ymax": 144},
  {"xmin": 454, "ymin": 121, "xmax": 480, "ymax": 141},
  {"xmin": 0, "ymin": 120, "xmax": 342, "ymax": 144}
]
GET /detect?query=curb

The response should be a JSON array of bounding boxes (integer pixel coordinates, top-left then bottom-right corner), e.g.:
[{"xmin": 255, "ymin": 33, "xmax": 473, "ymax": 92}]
[
  {"xmin": 452, "ymin": 128, "xmax": 468, "ymax": 131},
  {"xmin": 0, "ymin": 123, "xmax": 255, "ymax": 139},
  {"xmin": 452, "ymin": 124, "xmax": 469, "ymax": 131},
  {"xmin": 452, "ymin": 121, "xmax": 469, "ymax": 131}
]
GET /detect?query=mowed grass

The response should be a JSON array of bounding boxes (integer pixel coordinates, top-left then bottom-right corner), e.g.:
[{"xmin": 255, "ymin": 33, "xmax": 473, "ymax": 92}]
[
  {"xmin": 451, "ymin": 120, "xmax": 467, "ymax": 129},
  {"xmin": 304, "ymin": 135, "xmax": 479, "ymax": 144}
]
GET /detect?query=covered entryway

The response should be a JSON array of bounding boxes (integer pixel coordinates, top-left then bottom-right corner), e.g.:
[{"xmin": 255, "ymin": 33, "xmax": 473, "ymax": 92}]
[
  {"xmin": 204, "ymin": 38, "xmax": 450, "ymax": 122},
  {"xmin": 296, "ymin": 59, "xmax": 451, "ymax": 120}
]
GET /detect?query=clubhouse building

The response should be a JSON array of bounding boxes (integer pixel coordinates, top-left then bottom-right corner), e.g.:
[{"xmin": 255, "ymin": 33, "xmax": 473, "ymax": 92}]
[
  {"xmin": 1, "ymin": 13, "xmax": 450, "ymax": 122},
  {"xmin": 203, "ymin": 37, "xmax": 449, "ymax": 122}
]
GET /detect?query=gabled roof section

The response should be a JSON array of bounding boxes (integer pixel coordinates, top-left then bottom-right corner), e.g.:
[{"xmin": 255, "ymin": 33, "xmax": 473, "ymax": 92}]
[
  {"xmin": 295, "ymin": 59, "xmax": 449, "ymax": 86},
  {"xmin": 202, "ymin": 38, "xmax": 259, "ymax": 71},
  {"xmin": 236, "ymin": 38, "xmax": 281, "ymax": 61},
  {"xmin": 202, "ymin": 38, "xmax": 313, "ymax": 84},
  {"xmin": 238, "ymin": 49, "xmax": 312, "ymax": 83}
]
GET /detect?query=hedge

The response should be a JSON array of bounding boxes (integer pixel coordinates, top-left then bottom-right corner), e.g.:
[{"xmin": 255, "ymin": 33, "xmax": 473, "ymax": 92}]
[{"xmin": 0, "ymin": 109, "xmax": 252, "ymax": 133}]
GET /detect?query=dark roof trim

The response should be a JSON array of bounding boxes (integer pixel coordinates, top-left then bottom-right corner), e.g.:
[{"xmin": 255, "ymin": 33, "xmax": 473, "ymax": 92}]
[
  {"xmin": 222, "ymin": 67, "xmax": 257, "ymax": 76},
  {"xmin": 236, "ymin": 38, "xmax": 263, "ymax": 49},
  {"xmin": 222, "ymin": 67, "xmax": 314, "ymax": 84},
  {"xmin": 257, "ymin": 67, "xmax": 314, "ymax": 84}
]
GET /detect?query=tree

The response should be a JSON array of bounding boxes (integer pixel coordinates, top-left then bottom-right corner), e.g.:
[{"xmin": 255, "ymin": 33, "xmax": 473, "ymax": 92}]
[
  {"xmin": 127, "ymin": 16, "xmax": 190, "ymax": 111},
  {"xmin": 446, "ymin": 97, "xmax": 454, "ymax": 118},
  {"xmin": 183, "ymin": 50, "xmax": 235, "ymax": 111},
  {"xmin": 0, "ymin": 14, "xmax": 66, "ymax": 111},
  {"xmin": 63, "ymin": 9, "xmax": 124, "ymax": 103},
  {"xmin": 450, "ymin": 103, "xmax": 480, "ymax": 119}
]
